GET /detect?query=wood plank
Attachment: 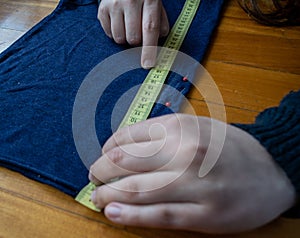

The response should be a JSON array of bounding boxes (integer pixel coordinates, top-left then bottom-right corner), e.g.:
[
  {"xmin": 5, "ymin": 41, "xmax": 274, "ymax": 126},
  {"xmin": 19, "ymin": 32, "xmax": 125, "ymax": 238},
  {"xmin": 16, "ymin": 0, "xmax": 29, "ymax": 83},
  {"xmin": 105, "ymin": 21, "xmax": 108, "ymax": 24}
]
[
  {"xmin": 221, "ymin": 1, "xmax": 300, "ymax": 39},
  {"xmin": 0, "ymin": 188, "xmax": 140, "ymax": 238},
  {"xmin": 181, "ymin": 99, "xmax": 258, "ymax": 124},
  {"xmin": 0, "ymin": 0, "xmax": 58, "ymax": 53},
  {"xmin": 203, "ymin": 1, "xmax": 300, "ymax": 74},
  {"xmin": 0, "ymin": 0, "xmax": 58, "ymax": 32},
  {"xmin": 0, "ymin": 167, "xmax": 209, "ymax": 238},
  {"xmin": 0, "ymin": 167, "xmax": 113, "ymax": 225},
  {"xmin": 205, "ymin": 30, "xmax": 300, "ymax": 74},
  {"xmin": 1, "ymin": 167, "xmax": 300, "ymax": 238},
  {"xmin": 187, "ymin": 61, "xmax": 300, "ymax": 113},
  {"xmin": 0, "ymin": 28, "xmax": 25, "ymax": 53}
]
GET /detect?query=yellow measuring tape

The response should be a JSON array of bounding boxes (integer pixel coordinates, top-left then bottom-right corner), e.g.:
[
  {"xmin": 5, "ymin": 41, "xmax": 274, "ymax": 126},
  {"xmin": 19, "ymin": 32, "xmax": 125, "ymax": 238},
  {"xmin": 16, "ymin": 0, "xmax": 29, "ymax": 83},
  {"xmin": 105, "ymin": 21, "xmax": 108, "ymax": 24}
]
[{"xmin": 75, "ymin": 0, "xmax": 201, "ymax": 212}]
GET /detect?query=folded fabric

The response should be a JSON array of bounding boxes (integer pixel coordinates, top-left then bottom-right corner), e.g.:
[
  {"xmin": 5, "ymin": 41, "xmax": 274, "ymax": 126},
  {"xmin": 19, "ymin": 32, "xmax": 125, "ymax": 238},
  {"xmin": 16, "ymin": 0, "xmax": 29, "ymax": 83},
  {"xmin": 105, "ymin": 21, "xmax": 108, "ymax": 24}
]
[{"xmin": 0, "ymin": 0, "xmax": 224, "ymax": 197}]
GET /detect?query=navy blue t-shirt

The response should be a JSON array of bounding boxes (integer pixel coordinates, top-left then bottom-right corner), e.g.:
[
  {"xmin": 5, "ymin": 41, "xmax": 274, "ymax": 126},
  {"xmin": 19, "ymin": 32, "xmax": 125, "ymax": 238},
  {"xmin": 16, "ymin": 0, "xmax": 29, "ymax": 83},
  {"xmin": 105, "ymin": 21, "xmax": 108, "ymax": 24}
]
[{"xmin": 0, "ymin": 0, "xmax": 224, "ymax": 196}]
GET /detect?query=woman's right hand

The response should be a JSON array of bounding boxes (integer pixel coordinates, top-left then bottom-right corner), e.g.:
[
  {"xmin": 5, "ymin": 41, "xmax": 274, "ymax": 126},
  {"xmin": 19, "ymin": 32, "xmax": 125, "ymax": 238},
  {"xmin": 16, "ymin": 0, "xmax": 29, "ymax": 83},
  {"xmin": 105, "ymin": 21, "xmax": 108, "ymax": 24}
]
[{"xmin": 98, "ymin": 0, "xmax": 169, "ymax": 69}]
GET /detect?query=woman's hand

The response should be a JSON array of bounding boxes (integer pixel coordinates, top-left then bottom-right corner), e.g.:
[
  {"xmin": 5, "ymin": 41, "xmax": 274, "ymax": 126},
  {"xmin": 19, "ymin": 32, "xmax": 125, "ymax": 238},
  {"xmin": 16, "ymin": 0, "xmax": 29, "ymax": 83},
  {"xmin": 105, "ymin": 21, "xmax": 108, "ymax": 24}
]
[
  {"xmin": 89, "ymin": 114, "xmax": 296, "ymax": 234},
  {"xmin": 98, "ymin": 0, "xmax": 169, "ymax": 69}
]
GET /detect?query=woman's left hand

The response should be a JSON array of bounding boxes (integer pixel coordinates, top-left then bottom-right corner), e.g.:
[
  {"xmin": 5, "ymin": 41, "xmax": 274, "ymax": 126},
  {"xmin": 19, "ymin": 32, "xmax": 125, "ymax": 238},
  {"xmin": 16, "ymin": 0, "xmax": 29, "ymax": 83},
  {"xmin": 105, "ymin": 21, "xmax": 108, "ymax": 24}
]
[{"xmin": 89, "ymin": 114, "xmax": 295, "ymax": 234}]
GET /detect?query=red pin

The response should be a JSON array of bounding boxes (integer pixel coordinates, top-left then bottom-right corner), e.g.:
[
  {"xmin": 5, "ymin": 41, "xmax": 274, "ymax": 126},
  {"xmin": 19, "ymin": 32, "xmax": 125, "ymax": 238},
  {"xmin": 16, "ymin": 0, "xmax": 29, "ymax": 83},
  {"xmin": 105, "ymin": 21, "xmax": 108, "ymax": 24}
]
[{"xmin": 165, "ymin": 102, "xmax": 171, "ymax": 107}]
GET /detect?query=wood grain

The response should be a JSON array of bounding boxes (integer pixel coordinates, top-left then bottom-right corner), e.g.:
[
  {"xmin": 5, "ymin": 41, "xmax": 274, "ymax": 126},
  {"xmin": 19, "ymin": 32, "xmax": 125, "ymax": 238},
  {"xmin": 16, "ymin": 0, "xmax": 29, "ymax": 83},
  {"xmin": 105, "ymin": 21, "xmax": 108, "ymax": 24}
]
[{"xmin": 0, "ymin": 0, "xmax": 300, "ymax": 237}]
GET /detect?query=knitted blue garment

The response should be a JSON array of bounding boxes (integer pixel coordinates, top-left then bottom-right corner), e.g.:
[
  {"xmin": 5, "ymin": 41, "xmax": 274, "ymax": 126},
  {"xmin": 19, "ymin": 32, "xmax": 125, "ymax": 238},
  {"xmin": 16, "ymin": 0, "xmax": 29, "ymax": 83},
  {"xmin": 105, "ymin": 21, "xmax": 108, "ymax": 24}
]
[
  {"xmin": 235, "ymin": 91, "xmax": 300, "ymax": 194},
  {"xmin": 0, "ymin": 0, "xmax": 224, "ymax": 196},
  {"xmin": 234, "ymin": 90, "xmax": 300, "ymax": 217}
]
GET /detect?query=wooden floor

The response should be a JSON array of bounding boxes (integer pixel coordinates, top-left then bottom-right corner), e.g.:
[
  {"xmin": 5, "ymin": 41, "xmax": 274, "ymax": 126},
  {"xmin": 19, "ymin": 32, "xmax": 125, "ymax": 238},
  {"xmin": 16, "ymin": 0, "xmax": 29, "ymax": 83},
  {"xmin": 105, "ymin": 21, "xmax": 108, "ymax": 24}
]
[{"xmin": 0, "ymin": 0, "xmax": 300, "ymax": 237}]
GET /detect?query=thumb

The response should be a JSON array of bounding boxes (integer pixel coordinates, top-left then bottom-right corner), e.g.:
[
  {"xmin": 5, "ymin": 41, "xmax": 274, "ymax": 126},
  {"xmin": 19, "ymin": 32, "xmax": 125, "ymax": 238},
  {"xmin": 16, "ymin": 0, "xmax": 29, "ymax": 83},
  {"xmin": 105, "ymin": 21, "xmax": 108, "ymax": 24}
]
[{"xmin": 104, "ymin": 202, "xmax": 208, "ymax": 231}]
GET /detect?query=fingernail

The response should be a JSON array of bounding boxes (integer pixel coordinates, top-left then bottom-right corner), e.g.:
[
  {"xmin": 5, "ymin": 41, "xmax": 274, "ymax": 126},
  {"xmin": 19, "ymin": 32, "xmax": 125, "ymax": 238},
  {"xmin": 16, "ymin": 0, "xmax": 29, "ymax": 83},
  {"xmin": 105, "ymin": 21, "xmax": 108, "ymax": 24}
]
[
  {"xmin": 142, "ymin": 59, "xmax": 154, "ymax": 69},
  {"xmin": 106, "ymin": 204, "xmax": 121, "ymax": 219}
]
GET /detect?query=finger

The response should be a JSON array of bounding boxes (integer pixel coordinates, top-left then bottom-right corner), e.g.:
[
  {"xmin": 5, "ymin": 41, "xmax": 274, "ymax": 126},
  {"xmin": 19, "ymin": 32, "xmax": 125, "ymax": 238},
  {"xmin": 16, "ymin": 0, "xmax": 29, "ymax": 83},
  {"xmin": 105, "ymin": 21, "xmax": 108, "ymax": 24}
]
[
  {"xmin": 91, "ymin": 171, "xmax": 184, "ymax": 208},
  {"xmin": 110, "ymin": 10, "xmax": 126, "ymax": 44},
  {"xmin": 141, "ymin": 0, "xmax": 161, "ymax": 68},
  {"xmin": 90, "ymin": 139, "xmax": 170, "ymax": 184},
  {"xmin": 103, "ymin": 114, "xmax": 174, "ymax": 153},
  {"xmin": 124, "ymin": 2, "xmax": 142, "ymax": 45},
  {"xmin": 98, "ymin": 4, "xmax": 112, "ymax": 38},
  {"xmin": 104, "ymin": 202, "xmax": 209, "ymax": 232},
  {"xmin": 160, "ymin": 6, "xmax": 169, "ymax": 37}
]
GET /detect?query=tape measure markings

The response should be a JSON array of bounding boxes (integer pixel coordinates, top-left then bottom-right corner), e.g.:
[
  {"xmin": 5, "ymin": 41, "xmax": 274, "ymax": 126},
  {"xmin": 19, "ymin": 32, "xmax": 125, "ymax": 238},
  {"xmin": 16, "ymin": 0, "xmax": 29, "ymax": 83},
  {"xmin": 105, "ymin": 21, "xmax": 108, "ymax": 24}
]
[{"xmin": 75, "ymin": 0, "xmax": 201, "ymax": 212}]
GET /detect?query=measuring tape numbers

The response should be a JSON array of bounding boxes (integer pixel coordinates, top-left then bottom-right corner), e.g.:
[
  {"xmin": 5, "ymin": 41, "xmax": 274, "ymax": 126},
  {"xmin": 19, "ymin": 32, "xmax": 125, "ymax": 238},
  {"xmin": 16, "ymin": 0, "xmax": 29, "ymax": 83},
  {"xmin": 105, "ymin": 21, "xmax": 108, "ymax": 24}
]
[{"xmin": 75, "ymin": 0, "xmax": 201, "ymax": 212}]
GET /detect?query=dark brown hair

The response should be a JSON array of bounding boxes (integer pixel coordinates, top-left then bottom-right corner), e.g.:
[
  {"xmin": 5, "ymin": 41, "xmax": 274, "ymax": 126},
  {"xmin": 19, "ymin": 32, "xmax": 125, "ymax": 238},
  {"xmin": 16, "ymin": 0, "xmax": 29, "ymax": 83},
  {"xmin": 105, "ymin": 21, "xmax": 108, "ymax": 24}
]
[{"xmin": 237, "ymin": 0, "xmax": 300, "ymax": 26}]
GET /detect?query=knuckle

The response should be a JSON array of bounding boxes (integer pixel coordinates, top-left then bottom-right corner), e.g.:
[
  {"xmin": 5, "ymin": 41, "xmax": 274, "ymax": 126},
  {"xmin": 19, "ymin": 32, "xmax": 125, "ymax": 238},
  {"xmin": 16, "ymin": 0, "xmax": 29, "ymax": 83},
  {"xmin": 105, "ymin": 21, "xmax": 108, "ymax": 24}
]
[
  {"xmin": 123, "ymin": 181, "xmax": 140, "ymax": 193},
  {"xmin": 98, "ymin": 5, "xmax": 107, "ymax": 15},
  {"xmin": 119, "ymin": 183, "xmax": 141, "ymax": 201},
  {"xmin": 157, "ymin": 207, "xmax": 177, "ymax": 225},
  {"xmin": 117, "ymin": 181, "xmax": 143, "ymax": 201},
  {"xmin": 98, "ymin": 6, "xmax": 107, "ymax": 21},
  {"xmin": 127, "ymin": 36, "xmax": 141, "ymax": 45},
  {"xmin": 112, "ymin": 0, "xmax": 121, "ymax": 8},
  {"xmin": 114, "ymin": 36, "xmax": 126, "ymax": 44},
  {"xmin": 124, "ymin": 191, "xmax": 140, "ymax": 201},
  {"xmin": 113, "ymin": 129, "xmax": 127, "ymax": 145},
  {"xmin": 107, "ymin": 148, "xmax": 124, "ymax": 165},
  {"xmin": 93, "ymin": 187, "xmax": 108, "ymax": 208},
  {"xmin": 143, "ymin": 19, "xmax": 160, "ymax": 32},
  {"xmin": 125, "ymin": 0, "xmax": 136, "ymax": 6}
]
